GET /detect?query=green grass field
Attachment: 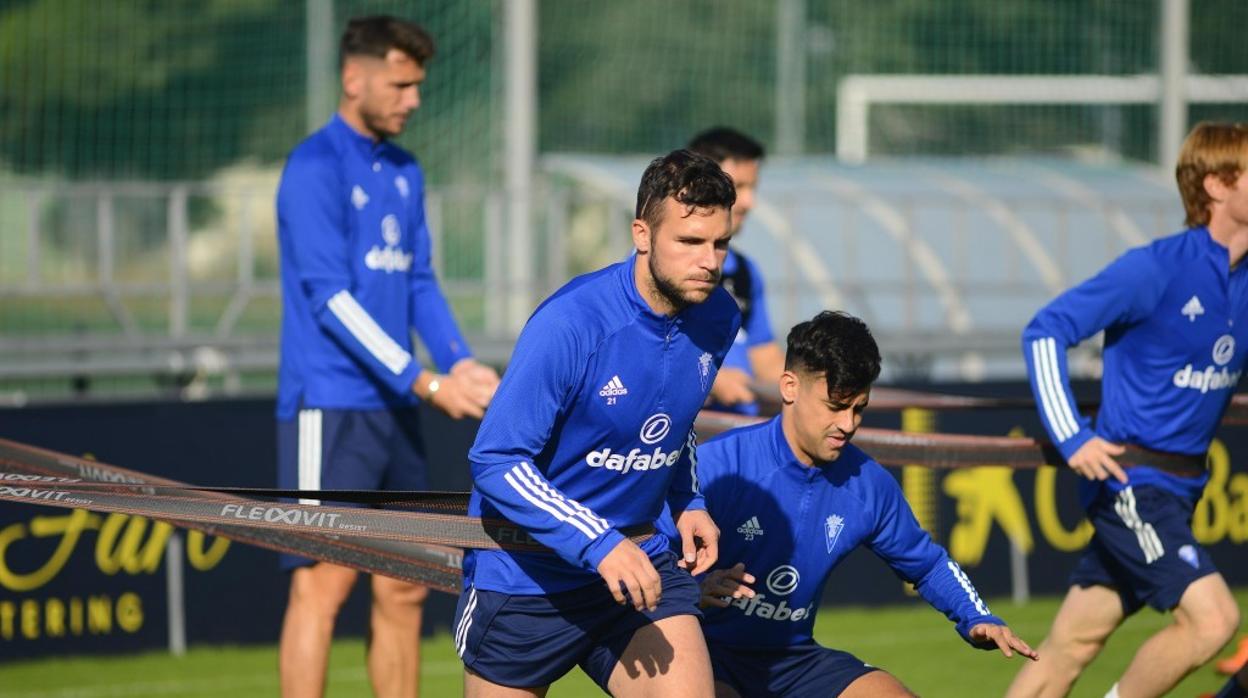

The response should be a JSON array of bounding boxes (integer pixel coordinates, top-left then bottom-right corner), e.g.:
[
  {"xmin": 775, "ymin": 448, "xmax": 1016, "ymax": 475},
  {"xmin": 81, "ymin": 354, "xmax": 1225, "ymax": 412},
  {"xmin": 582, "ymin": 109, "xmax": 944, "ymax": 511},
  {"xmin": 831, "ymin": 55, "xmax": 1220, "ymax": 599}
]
[{"xmin": 1, "ymin": 589, "xmax": 1243, "ymax": 697}]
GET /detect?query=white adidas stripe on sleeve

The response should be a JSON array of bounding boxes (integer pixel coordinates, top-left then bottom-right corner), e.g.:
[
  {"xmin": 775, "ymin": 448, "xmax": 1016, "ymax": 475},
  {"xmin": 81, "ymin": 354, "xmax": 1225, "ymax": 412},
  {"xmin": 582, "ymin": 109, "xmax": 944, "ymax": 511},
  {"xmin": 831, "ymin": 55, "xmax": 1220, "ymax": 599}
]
[{"xmin": 327, "ymin": 290, "xmax": 413, "ymax": 375}]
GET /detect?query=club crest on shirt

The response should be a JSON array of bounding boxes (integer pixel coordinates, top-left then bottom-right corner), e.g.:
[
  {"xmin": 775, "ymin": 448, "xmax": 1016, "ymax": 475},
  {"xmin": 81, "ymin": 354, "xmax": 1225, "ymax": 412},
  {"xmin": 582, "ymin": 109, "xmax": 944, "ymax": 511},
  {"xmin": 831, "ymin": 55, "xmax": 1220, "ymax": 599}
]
[
  {"xmin": 825, "ymin": 514, "xmax": 845, "ymax": 554},
  {"xmin": 698, "ymin": 352, "xmax": 714, "ymax": 391},
  {"xmin": 351, "ymin": 185, "xmax": 369, "ymax": 210}
]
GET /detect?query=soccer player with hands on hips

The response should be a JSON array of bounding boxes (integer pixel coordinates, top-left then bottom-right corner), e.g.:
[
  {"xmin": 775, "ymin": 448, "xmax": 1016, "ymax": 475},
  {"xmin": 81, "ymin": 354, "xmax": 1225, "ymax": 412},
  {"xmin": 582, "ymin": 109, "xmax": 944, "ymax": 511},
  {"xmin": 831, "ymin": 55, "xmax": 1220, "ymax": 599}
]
[
  {"xmin": 454, "ymin": 149, "xmax": 742, "ymax": 697},
  {"xmin": 682, "ymin": 311, "xmax": 1035, "ymax": 698},
  {"xmin": 1008, "ymin": 122, "xmax": 1248, "ymax": 698}
]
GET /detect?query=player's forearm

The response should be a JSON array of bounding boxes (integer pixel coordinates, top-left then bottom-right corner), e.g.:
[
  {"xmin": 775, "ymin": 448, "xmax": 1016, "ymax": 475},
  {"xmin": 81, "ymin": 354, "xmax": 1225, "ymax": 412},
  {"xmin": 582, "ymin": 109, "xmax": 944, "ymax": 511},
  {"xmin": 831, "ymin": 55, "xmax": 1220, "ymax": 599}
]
[
  {"xmin": 915, "ymin": 557, "xmax": 1005, "ymax": 647},
  {"xmin": 472, "ymin": 460, "xmax": 625, "ymax": 570},
  {"xmin": 312, "ymin": 290, "xmax": 422, "ymax": 396},
  {"xmin": 1021, "ymin": 322, "xmax": 1094, "ymax": 459},
  {"xmin": 409, "ymin": 280, "xmax": 473, "ymax": 371}
]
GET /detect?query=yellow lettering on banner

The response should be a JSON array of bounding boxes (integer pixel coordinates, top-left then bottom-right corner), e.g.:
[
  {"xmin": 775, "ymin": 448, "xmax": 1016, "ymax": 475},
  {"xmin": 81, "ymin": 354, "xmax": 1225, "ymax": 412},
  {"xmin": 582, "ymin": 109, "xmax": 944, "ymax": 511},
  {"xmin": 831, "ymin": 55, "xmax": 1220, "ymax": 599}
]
[
  {"xmin": 1034, "ymin": 465, "xmax": 1094, "ymax": 551},
  {"xmin": 1194, "ymin": 439, "xmax": 1230, "ymax": 544},
  {"xmin": 21, "ymin": 599, "xmax": 39, "ymax": 639},
  {"xmin": 0, "ymin": 601, "xmax": 13, "ymax": 640},
  {"xmin": 69, "ymin": 596, "xmax": 83, "ymax": 636},
  {"xmin": 942, "ymin": 466, "xmax": 1033, "ymax": 566},
  {"xmin": 95, "ymin": 514, "xmax": 172, "ymax": 575},
  {"xmin": 1229, "ymin": 472, "xmax": 1248, "ymax": 543},
  {"xmin": 900, "ymin": 408, "xmax": 939, "ymax": 535},
  {"xmin": 187, "ymin": 531, "xmax": 231, "ymax": 571},
  {"xmin": 0, "ymin": 509, "xmax": 100, "ymax": 592},
  {"xmin": 87, "ymin": 595, "xmax": 111, "ymax": 634},
  {"xmin": 116, "ymin": 592, "xmax": 143, "ymax": 633},
  {"xmin": 45, "ymin": 598, "xmax": 66, "ymax": 637}
]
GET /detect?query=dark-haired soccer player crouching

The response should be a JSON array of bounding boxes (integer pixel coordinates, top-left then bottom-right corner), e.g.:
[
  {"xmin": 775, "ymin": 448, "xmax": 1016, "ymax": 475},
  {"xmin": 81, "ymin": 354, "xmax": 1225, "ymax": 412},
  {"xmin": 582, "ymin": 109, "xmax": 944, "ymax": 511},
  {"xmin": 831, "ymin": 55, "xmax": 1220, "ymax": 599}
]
[{"xmin": 680, "ymin": 311, "xmax": 1037, "ymax": 697}]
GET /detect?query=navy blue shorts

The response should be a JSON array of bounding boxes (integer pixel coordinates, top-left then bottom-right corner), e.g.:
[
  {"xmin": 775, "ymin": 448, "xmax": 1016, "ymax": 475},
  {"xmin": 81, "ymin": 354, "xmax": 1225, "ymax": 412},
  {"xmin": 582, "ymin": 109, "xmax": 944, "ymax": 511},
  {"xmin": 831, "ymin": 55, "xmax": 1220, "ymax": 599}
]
[
  {"xmin": 276, "ymin": 407, "xmax": 427, "ymax": 570},
  {"xmin": 1071, "ymin": 484, "xmax": 1217, "ymax": 614},
  {"xmin": 453, "ymin": 551, "xmax": 702, "ymax": 690},
  {"xmin": 708, "ymin": 640, "xmax": 877, "ymax": 697}
]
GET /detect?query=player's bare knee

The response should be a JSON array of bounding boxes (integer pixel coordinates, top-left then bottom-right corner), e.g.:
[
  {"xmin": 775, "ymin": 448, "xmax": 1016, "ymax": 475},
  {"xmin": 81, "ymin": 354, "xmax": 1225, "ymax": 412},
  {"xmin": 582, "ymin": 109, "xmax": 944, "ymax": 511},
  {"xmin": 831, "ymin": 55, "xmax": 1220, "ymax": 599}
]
[
  {"xmin": 373, "ymin": 579, "xmax": 429, "ymax": 611},
  {"xmin": 1188, "ymin": 604, "xmax": 1240, "ymax": 659},
  {"xmin": 289, "ymin": 565, "xmax": 357, "ymax": 613}
]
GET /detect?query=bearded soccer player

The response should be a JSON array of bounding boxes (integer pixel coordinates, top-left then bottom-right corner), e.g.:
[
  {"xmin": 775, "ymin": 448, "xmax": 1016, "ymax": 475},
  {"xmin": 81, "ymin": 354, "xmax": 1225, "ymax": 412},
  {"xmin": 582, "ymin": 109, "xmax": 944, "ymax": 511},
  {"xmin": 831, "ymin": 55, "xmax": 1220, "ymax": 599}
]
[
  {"xmin": 683, "ymin": 311, "xmax": 1035, "ymax": 697},
  {"xmin": 1008, "ymin": 122, "xmax": 1247, "ymax": 698},
  {"xmin": 453, "ymin": 150, "xmax": 741, "ymax": 697},
  {"xmin": 274, "ymin": 16, "xmax": 498, "ymax": 698},
  {"xmin": 688, "ymin": 127, "xmax": 784, "ymax": 415}
]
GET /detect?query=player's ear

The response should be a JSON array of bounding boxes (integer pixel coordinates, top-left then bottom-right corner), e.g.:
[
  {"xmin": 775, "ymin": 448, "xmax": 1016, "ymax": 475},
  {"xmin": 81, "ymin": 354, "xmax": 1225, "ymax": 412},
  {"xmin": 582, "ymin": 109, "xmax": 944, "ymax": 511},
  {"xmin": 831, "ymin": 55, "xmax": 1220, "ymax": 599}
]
[
  {"xmin": 341, "ymin": 58, "xmax": 365, "ymax": 100},
  {"xmin": 632, "ymin": 219, "xmax": 651, "ymax": 254},
  {"xmin": 779, "ymin": 370, "xmax": 800, "ymax": 405},
  {"xmin": 1204, "ymin": 172, "xmax": 1230, "ymax": 203}
]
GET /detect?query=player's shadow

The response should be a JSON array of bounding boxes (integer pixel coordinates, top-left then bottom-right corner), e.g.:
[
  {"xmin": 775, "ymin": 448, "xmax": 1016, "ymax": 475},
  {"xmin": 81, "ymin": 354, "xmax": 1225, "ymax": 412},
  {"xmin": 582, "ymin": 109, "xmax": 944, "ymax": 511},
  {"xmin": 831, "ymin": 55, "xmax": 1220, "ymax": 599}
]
[
  {"xmin": 700, "ymin": 468, "xmax": 798, "ymax": 600},
  {"xmin": 609, "ymin": 619, "xmax": 677, "ymax": 681}
]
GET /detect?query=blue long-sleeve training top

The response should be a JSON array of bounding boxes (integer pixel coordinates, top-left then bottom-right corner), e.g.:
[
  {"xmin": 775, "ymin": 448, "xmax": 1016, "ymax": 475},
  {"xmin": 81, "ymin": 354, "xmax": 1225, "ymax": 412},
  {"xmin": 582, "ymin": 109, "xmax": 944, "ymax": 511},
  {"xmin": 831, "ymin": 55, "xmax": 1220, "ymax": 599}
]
[
  {"xmin": 465, "ymin": 256, "xmax": 740, "ymax": 594},
  {"xmin": 275, "ymin": 115, "xmax": 471, "ymax": 420},
  {"xmin": 712, "ymin": 248, "xmax": 775, "ymax": 416},
  {"xmin": 1022, "ymin": 227, "xmax": 1248, "ymax": 501},
  {"xmin": 695, "ymin": 417, "xmax": 1003, "ymax": 649}
]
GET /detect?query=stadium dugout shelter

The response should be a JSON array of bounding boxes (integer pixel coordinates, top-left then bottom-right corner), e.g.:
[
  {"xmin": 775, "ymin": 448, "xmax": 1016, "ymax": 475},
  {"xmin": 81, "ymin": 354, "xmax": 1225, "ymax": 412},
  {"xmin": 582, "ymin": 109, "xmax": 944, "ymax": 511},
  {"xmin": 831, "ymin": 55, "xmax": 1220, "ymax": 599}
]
[{"xmin": 541, "ymin": 153, "xmax": 1179, "ymax": 383}]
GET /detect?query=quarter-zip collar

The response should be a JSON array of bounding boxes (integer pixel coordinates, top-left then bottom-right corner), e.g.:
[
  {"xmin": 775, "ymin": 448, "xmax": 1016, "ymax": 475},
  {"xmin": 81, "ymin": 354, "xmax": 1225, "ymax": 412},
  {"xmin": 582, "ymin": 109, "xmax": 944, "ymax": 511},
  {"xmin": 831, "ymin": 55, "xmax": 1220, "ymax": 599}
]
[
  {"xmin": 619, "ymin": 254, "xmax": 682, "ymax": 333},
  {"xmin": 770, "ymin": 415, "xmax": 825, "ymax": 481},
  {"xmin": 328, "ymin": 113, "xmax": 386, "ymax": 160}
]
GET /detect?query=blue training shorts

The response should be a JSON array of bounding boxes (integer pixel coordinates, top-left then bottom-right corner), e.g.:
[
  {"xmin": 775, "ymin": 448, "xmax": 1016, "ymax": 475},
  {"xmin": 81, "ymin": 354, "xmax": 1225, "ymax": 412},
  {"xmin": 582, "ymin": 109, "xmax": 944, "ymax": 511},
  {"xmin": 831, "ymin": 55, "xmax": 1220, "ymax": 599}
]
[
  {"xmin": 453, "ymin": 551, "xmax": 702, "ymax": 691},
  {"xmin": 1070, "ymin": 484, "xmax": 1218, "ymax": 613},
  {"xmin": 708, "ymin": 639, "xmax": 877, "ymax": 697},
  {"xmin": 276, "ymin": 407, "xmax": 427, "ymax": 570}
]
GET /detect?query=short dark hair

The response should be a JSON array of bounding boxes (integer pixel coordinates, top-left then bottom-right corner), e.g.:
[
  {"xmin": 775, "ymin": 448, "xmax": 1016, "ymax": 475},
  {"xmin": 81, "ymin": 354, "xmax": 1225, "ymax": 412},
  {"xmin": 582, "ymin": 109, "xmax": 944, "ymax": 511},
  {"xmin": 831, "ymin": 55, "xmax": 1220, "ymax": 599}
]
[
  {"xmin": 687, "ymin": 127, "xmax": 766, "ymax": 164},
  {"xmin": 785, "ymin": 311, "xmax": 881, "ymax": 400},
  {"xmin": 340, "ymin": 16, "xmax": 435, "ymax": 68},
  {"xmin": 635, "ymin": 149, "xmax": 737, "ymax": 231}
]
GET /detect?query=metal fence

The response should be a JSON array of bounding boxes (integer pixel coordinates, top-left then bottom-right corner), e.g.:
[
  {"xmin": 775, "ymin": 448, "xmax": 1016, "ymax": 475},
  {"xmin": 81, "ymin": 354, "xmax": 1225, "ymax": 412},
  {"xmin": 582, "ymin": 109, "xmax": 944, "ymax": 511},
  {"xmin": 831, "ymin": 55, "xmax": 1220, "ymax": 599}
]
[{"xmin": 1, "ymin": 154, "xmax": 1180, "ymax": 401}]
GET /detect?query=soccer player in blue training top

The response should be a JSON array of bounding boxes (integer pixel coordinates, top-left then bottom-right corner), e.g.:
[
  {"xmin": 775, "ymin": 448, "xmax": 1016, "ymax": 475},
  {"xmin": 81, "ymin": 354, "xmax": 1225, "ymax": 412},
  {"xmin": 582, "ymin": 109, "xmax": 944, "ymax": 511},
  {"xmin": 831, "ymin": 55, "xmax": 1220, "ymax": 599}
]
[
  {"xmin": 688, "ymin": 310, "xmax": 1037, "ymax": 697},
  {"xmin": 688, "ymin": 127, "xmax": 784, "ymax": 415},
  {"xmin": 453, "ymin": 149, "xmax": 742, "ymax": 697},
  {"xmin": 1008, "ymin": 122, "xmax": 1248, "ymax": 698},
  {"xmin": 274, "ymin": 16, "xmax": 499, "ymax": 698}
]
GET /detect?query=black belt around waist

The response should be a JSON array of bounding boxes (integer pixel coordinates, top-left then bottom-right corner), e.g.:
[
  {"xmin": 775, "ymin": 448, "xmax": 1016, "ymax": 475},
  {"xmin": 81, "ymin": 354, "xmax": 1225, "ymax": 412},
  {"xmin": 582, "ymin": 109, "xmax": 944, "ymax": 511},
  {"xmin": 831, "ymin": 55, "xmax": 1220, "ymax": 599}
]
[{"xmin": 1116, "ymin": 444, "xmax": 1208, "ymax": 478}]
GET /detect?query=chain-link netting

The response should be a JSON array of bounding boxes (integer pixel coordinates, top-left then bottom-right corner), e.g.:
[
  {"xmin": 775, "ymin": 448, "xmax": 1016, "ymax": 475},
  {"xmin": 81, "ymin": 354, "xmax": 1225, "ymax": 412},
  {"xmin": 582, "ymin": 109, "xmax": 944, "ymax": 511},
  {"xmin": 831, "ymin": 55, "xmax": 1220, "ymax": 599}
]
[{"xmin": 3, "ymin": 0, "xmax": 1248, "ymax": 400}]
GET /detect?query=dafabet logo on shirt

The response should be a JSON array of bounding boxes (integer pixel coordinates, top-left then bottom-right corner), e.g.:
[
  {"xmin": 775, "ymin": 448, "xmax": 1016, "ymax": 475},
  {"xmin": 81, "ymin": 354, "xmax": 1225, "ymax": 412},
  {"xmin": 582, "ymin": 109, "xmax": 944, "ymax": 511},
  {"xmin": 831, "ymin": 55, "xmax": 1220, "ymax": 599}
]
[{"xmin": 584, "ymin": 413, "xmax": 683, "ymax": 474}]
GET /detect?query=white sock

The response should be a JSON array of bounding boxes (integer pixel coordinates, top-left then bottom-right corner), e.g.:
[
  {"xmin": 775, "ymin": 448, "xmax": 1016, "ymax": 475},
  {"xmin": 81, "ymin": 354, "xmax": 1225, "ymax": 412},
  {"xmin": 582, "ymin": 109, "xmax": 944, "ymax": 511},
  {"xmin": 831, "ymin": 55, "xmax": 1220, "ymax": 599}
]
[{"xmin": 1104, "ymin": 683, "xmax": 1120, "ymax": 698}]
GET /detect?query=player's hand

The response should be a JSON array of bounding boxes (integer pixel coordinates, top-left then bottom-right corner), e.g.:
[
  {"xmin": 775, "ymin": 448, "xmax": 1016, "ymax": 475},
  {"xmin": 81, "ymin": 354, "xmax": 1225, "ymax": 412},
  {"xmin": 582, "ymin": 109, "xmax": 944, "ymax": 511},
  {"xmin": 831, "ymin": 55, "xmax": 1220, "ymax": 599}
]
[
  {"xmin": 969, "ymin": 623, "xmax": 1039, "ymax": 661},
  {"xmin": 1067, "ymin": 437, "xmax": 1128, "ymax": 483},
  {"xmin": 421, "ymin": 373, "xmax": 485, "ymax": 420},
  {"xmin": 708, "ymin": 368, "xmax": 754, "ymax": 406},
  {"xmin": 699, "ymin": 562, "xmax": 756, "ymax": 608},
  {"xmin": 596, "ymin": 539, "xmax": 662, "ymax": 612},
  {"xmin": 450, "ymin": 359, "xmax": 500, "ymax": 409},
  {"xmin": 675, "ymin": 508, "xmax": 719, "ymax": 575}
]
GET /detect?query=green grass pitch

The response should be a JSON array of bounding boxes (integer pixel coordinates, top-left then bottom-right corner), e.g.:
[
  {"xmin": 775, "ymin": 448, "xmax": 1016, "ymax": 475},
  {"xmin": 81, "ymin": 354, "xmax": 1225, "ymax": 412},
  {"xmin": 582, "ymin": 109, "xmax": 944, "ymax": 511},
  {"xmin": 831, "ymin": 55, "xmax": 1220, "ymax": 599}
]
[{"xmin": 1, "ymin": 589, "xmax": 1243, "ymax": 697}]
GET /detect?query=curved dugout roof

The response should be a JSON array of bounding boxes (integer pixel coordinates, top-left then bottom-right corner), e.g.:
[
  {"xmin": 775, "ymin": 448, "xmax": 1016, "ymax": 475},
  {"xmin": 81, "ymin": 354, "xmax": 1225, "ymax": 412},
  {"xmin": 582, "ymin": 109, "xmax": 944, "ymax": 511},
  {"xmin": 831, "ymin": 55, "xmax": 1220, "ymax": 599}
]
[{"xmin": 542, "ymin": 154, "xmax": 1180, "ymax": 381}]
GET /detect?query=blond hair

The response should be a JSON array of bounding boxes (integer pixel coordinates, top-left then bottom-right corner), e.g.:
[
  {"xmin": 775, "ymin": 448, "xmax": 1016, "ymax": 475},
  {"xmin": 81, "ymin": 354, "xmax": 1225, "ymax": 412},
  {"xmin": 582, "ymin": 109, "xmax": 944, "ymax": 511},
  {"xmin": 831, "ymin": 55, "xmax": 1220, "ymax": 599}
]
[{"xmin": 1176, "ymin": 122, "xmax": 1248, "ymax": 227}]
